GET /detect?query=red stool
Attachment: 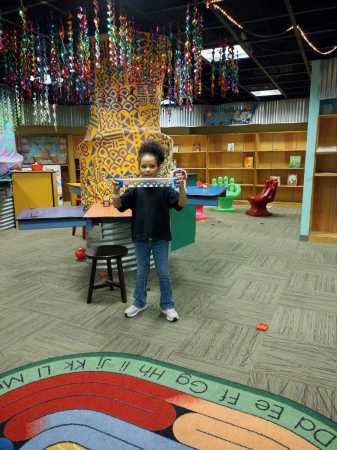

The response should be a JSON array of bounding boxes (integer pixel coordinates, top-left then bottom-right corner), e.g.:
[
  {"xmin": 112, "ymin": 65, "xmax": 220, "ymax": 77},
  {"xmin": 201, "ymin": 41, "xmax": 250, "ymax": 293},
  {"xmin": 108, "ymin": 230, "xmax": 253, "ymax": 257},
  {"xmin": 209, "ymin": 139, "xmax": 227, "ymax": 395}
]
[
  {"xmin": 72, "ymin": 197, "xmax": 87, "ymax": 239},
  {"xmin": 195, "ymin": 181, "xmax": 208, "ymax": 221},
  {"xmin": 196, "ymin": 205, "xmax": 208, "ymax": 221}
]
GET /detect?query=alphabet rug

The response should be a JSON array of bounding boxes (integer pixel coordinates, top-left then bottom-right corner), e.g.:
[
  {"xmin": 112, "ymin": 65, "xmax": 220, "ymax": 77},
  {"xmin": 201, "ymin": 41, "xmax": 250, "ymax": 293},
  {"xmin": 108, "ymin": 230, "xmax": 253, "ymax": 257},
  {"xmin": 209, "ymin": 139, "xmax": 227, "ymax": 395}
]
[{"xmin": 0, "ymin": 353, "xmax": 336, "ymax": 449}]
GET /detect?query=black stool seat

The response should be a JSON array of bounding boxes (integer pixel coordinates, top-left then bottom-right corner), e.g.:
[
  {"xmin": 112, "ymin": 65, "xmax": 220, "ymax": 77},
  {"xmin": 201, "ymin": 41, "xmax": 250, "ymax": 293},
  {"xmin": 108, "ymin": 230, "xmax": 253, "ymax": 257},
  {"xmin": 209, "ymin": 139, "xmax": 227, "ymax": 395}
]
[
  {"xmin": 85, "ymin": 245, "xmax": 128, "ymax": 304},
  {"xmin": 86, "ymin": 245, "xmax": 128, "ymax": 260}
]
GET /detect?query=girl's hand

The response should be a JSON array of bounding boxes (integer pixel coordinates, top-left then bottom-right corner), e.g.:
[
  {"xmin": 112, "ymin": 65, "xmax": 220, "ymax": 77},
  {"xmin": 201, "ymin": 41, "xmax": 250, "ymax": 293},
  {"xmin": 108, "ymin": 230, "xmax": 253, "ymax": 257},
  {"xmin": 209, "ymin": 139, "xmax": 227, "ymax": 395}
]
[
  {"xmin": 176, "ymin": 173, "xmax": 185, "ymax": 188},
  {"xmin": 111, "ymin": 179, "xmax": 121, "ymax": 194}
]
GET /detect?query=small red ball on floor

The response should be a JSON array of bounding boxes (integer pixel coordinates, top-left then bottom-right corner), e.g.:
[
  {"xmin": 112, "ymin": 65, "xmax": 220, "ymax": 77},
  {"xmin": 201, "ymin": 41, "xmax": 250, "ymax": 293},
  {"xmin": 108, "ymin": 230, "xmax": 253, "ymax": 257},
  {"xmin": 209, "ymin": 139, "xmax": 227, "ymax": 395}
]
[
  {"xmin": 74, "ymin": 247, "xmax": 86, "ymax": 261},
  {"xmin": 256, "ymin": 322, "xmax": 269, "ymax": 332}
]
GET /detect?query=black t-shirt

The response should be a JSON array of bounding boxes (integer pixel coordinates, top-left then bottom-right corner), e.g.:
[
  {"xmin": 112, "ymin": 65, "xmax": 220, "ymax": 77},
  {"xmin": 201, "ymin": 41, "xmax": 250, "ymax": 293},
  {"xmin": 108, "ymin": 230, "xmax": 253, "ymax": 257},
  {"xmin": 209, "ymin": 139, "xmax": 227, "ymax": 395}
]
[{"xmin": 118, "ymin": 186, "xmax": 182, "ymax": 241}]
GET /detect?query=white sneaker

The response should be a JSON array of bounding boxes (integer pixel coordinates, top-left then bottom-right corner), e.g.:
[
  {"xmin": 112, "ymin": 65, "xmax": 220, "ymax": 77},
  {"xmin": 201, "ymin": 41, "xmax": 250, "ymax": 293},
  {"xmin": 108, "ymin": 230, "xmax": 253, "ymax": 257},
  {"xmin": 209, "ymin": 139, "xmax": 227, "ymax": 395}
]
[
  {"xmin": 124, "ymin": 304, "xmax": 148, "ymax": 318},
  {"xmin": 161, "ymin": 308, "xmax": 179, "ymax": 322}
]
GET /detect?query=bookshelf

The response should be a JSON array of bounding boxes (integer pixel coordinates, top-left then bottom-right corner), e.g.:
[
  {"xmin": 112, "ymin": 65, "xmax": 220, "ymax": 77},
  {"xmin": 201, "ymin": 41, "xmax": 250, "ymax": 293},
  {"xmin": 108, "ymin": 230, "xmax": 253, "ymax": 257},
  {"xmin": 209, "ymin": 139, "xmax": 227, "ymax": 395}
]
[
  {"xmin": 310, "ymin": 116, "xmax": 337, "ymax": 240},
  {"xmin": 172, "ymin": 134, "xmax": 207, "ymax": 183},
  {"xmin": 170, "ymin": 128, "xmax": 307, "ymax": 204}
]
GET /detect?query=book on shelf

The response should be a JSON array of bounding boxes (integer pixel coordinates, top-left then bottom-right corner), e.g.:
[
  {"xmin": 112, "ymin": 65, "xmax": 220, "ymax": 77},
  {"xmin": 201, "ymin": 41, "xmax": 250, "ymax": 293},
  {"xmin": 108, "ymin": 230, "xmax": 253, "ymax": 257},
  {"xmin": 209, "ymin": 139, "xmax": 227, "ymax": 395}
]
[
  {"xmin": 270, "ymin": 176, "xmax": 281, "ymax": 185},
  {"xmin": 289, "ymin": 155, "xmax": 302, "ymax": 168},
  {"xmin": 287, "ymin": 174, "xmax": 298, "ymax": 186},
  {"xmin": 316, "ymin": 146, "xmax": 337, "ymax": 153},
  {"xmin": 227, "ymin": 142, "xmax": 235, "ymax": 152},
  {"xmin": 243, "ymin": 156, "xmax": 254, "ymax": 168},
  {"xmin": 172, "ymin": 145, "xmax": 180, "ymax": 153}
]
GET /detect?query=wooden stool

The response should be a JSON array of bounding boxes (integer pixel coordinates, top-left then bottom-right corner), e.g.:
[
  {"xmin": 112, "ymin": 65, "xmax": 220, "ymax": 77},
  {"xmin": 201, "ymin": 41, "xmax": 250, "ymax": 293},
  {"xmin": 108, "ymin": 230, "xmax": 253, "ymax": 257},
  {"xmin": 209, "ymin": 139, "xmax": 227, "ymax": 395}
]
[{"xmin": 85, "ymin": 245, "xmax": 128, "ymax": 304}]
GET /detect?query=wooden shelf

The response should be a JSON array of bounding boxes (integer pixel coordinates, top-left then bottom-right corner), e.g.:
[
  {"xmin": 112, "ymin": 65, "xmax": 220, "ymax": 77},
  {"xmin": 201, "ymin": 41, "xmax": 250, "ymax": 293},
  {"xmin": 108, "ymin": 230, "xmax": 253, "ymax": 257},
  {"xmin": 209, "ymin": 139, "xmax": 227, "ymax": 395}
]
[
  {"xmin": 169, "ymin": 128, "xmax": 307, "ymax": 205},
  {"xmin": 315, "ymin": 172, "xmax": 337, "ymax": 177},
  {"xmin": 319, "ymin": 114, "xmax": 337, "ymax": 119},
  {"xmin": 257, "ymin": 149, "xmax": 306, "ymax": 152},
  {"xmin": 208, "ymin": 150, "xmax": 256, "ymax": 153},
  {"xmin": 256, "ymin": 167, "xmax": 304, "ymax": 170},
  {"xmin": 316, "ymin": 151, "xmax": 337, "ymax": 155},
  {"xmin": 208, "ymin": 167, "xmax": 254, "ymax": 170},
  {"xmin": 173, "ymin": 151, "xmax": 207, "ymax": 154},
  {"xmin": 310, "ymin": 232, "xmax": 337, "ymax": 244},
  {"xmin": 257, "ymin": 184, "xmax": 303, "ymax": 188},
  {"xmin": 310, "ymin": 115, "xmax": 337, "ymax": 235}
]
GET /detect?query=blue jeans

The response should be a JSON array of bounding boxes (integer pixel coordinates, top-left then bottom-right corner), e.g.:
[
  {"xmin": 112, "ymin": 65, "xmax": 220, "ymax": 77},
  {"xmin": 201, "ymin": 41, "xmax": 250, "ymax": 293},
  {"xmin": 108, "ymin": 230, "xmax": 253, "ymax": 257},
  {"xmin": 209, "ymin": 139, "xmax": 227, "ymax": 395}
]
[{"xmin": 134, "ymin": 240, "xmax": 174, "ymax": 310}]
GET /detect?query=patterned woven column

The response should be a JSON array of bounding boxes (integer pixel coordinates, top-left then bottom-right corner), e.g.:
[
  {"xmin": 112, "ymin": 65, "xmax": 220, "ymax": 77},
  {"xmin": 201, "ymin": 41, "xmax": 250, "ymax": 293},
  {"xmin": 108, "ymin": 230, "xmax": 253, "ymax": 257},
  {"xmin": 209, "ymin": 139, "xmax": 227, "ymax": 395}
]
[{"xmin": 79, "ymin": 35, "xmax": 172, "ymax": 209}]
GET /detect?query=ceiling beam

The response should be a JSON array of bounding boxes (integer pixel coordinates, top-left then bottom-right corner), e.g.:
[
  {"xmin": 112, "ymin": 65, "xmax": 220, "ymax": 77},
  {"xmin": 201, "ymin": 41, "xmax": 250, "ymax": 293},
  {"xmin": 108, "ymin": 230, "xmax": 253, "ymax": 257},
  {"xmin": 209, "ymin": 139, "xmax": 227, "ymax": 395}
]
[
  {"xmin": 283, "ymin": 0, "xmax": 311, "ymax": 77},
  {"xmin": 210, "ymin": 7, "xmax": 287, "ymax": 98},
  {"xmin": 240, "ymin": 62, "xmax": 305, "ymax": 72},
  {"xmin": 0, "ymin": 0, "xmax": 58, "ymax": 16}
]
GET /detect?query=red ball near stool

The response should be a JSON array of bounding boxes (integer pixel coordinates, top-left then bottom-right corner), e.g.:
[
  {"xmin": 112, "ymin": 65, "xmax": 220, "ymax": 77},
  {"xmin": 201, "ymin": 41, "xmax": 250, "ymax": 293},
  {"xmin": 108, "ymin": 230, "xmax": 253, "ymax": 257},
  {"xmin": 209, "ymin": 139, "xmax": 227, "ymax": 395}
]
[{"xmin": 74, "ymin": 247, "xmax": 86, "ymax": 261}]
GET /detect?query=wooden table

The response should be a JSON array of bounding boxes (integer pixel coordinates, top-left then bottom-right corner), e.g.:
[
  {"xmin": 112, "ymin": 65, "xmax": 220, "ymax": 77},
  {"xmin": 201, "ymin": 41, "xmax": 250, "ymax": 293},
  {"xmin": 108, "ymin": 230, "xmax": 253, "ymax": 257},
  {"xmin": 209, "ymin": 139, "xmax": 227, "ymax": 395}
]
[{"xmin": 84, "ymin": 204, "xmax": 132, "ymax": 221}]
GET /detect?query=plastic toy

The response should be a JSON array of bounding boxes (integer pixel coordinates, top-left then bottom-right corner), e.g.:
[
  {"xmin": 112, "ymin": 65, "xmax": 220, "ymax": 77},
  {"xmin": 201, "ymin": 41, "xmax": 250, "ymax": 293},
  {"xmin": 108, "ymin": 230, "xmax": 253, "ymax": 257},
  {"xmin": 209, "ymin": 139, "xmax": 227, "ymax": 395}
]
[
  {"xmin": 74, "ymin": 247, "xmax": 86, "ymax": 261},
  {"xmin": 215, "ymin": 177, "xmax": 241, "ymax": 212},
  {"xmin": 256, "ymin": 322, "xmax": 269, "ymax": 332},
  {"xmin": 114, "ymin": 168, "xmax": 187, "ymax": 189}
]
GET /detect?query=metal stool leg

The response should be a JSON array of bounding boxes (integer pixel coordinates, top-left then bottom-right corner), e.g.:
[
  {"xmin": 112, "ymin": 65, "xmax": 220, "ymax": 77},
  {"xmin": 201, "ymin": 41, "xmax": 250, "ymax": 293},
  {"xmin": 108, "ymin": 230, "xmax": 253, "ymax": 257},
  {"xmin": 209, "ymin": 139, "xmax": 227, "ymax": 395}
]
[
  {"xmin": 87, "ymin": 258, "xmax": 97, "ymax": 304},
  {"xmin": 107, "ymin": 258, "xmax": 114, "ymax": 290},
  {"xmin": 116, "ymin": 256, "xmax": 127, "ymax": 303}
]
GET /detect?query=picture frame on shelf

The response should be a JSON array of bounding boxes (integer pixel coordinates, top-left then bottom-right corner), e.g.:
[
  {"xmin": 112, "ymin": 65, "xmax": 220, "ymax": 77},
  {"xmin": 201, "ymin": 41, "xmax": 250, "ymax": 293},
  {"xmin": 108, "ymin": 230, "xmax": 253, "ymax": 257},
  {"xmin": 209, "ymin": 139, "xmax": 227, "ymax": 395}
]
[
  {"xmin": 227, "ymin": 142, "xmax": 235, "ymax": 152},
  {"xmin": 17, "ymin": 136, "xmax": 68, "ymax": 164},
  {"xmin": 289, "ymin": 155, "xmax": 302, "ymax": 168},
  {"xmin": 243, "ymin": 156, "xmax": 254, "ymax": 168},
  {"xmin": 287, "ymin": 174, "xmax": 298, "ymax": 186}
]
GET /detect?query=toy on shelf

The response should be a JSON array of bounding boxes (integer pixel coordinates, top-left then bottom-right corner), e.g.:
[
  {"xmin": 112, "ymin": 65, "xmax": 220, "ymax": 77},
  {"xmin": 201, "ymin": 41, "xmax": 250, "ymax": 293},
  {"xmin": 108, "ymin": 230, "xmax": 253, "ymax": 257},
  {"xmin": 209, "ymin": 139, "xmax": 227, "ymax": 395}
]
[
  {"xmin": 214, "ymin": 176, "xmax": 241, "ymax": 212},
  {"xmin": 195, "ymin": 181, "xmax": 209, "ymax": 221},
  {"xmin": 246, "ymin": 178, "xmax": 278, "ymax": 217}
]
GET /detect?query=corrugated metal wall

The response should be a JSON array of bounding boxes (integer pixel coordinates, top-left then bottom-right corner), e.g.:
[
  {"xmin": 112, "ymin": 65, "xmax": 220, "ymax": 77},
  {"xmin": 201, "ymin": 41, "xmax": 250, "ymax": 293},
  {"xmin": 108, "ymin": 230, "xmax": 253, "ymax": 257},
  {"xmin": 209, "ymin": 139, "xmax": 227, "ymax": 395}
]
[
  {"xmin": 0, "ymin": 184, "xmax": 15, "ymax": 230},
  {"xmin": 320, "ymin": 57, "xmax": 337, "ymax": 100},
  {"xmin": 160, "ymin": 98, "xmax": 308, "ymax": 128},
  {"xmin": 1, "ymin": 91, "xmax": 310, "ymax": 129},
  {"xmin": 19, "ymin": 103, "xmax": 90, "ymax": 128}
]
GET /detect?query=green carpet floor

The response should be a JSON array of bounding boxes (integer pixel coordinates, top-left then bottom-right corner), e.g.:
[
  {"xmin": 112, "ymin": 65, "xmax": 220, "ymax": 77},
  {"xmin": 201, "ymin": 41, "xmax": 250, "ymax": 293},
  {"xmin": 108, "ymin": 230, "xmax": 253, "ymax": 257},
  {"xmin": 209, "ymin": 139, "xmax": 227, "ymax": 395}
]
[{"xmin": 0, "ymin": 206, "xmax": 336, "ymax": 426}]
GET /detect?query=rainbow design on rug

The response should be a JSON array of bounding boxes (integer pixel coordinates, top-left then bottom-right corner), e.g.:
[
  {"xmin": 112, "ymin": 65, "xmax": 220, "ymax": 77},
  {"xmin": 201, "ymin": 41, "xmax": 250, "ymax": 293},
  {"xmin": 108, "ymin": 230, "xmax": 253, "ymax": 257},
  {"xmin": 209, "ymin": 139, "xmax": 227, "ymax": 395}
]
[{"xmin": 0, "ymin": 353, "xmax": 336, "ymax": 449}]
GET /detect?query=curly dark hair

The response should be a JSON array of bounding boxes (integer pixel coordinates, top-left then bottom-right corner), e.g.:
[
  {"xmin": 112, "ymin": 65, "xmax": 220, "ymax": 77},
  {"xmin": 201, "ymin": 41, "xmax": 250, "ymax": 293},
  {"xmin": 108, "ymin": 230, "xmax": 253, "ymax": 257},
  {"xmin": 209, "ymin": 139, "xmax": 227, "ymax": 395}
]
[{"xmin": 139, "ymin": 141, "xmax": 165, "ymax": 166}]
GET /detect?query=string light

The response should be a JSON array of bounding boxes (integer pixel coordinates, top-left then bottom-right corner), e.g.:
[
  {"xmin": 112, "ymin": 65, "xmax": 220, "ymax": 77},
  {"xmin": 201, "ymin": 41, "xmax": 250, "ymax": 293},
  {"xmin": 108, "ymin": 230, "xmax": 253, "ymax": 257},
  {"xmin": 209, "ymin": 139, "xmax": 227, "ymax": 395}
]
[
  {"xmin": 212, "ymin": 3, "xmax": 243, "ymax": 30},
  {"xmin": 295, "ymin": 25, "xmax": 337, "ymax": 56},
  {"xmin": 208, "ymin": 1, "xmax": 336, "ymax": 56}
]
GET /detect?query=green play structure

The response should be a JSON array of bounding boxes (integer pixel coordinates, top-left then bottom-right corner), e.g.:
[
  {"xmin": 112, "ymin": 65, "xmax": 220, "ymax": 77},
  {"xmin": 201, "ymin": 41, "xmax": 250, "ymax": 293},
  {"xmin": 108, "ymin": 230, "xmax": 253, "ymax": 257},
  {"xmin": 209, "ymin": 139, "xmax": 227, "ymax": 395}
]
[{"xmin": 212, "ymin": 176, "xmax": 241, "ymax": 212}]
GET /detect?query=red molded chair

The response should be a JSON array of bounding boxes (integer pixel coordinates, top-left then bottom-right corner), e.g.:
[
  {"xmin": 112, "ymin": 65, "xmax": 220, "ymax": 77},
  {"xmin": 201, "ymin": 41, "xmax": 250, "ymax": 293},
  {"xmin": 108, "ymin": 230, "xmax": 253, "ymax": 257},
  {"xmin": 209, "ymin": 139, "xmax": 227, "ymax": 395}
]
[{"xmin": 246, "ymin": 179, "xmax": 278, "ymax": 217}]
